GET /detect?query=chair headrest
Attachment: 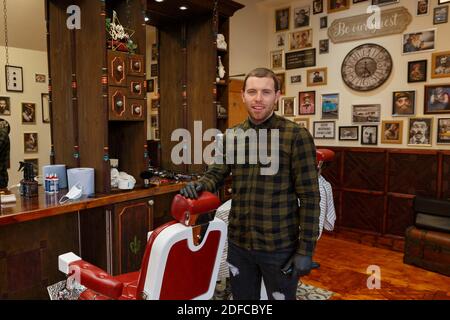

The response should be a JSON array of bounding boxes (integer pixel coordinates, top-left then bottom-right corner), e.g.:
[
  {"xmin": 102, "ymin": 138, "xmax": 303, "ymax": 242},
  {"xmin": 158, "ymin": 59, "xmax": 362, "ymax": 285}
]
[
  {"xmin": 316, "ymin": 149, "xmax": 335, "ymax": 163},
  {"xmin": 171, "ymin": 191, "xmax": 222, "ymax": 226}
]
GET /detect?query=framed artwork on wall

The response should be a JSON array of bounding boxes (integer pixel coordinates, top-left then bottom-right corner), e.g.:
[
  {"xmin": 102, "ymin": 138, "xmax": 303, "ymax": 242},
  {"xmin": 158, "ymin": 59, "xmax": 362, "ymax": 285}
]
[
  {"xmin": 22, "ymin": 103, "xmax": 36, "ymax": 124},
  {"xmin": 313, "ymin": 121, "xmax": 335, "ymax": 139},
  {"xmin": 381, "ymin": 120, "xmax": 403, "ymax": 144},
  {"xmin": 424, "ymin": 84, "xmax": 450, "ymax": 114},
  {"xmin": 289, "ymin": 29, "xmax": 312, "ymax": 50},
  {"xmin": 392, "ymin": 91, "xmax": 415, "ymax": 116},
  {"xmin": 313, "ymin": 0, "xmax": 324, "ymax": 14},
  {"xmin": 437, "ymin": 118, "xmax": 450, "ymax": 144},
  {"xmin": 439, "ymin": 0, "xmax": 450, "ymax": 4},
  {"xmin": 41, "ymin": 93, "xmax": 50, "ymax": 123},
  {"xmin": 270, "ymin": 49, "xmax": 284, "ymax": 70},
  {"xmin": 5, "ymin": 65, "xmax": 23, "ymax": 92},
  {"xmin": 299, "ymin": 91, "xmax": 315, "ymax": 115},
  {"xmin": 339, "ymin": 126, "xmax": 358, "ymax": 141},
  {"xmin": 275, "ymin": 7, "xmax": 290, "ymax": 32},
  {"xmin": 294, "ymin": 117, "xmax": 310, "ymax": 130},
  {"xmin": 290, "ymin": 75, "xmax": 301, "ymax": 83},
  {"xmin": 416, "ymin": 0, "xmax": 429, "ymax": 16},
  {"xmin": 35, "ymin": 74, "xmax": 46, "ymax": 83},
  {"xmin": 319, "ymin": 39, "xmax": 329, "ymax": 54},
  {"xmin": 434, "ymin": 5, "xmax": 449, "ymax": 24},
  {"xmin": 327, "ymin": 0, "xmax": 350, "ymax": 13},
  {"xmin": 321, "ymin": 93, "xmax": 339, "ymax": 119},
  {"xmin": 24, "ymin": 132, "xmax": 38, "ymax": 153},
  {"xmin": 307, "ymin": 67, "xmax": 327, "ymax": 86},
  {"xmin": 320, "ymin": 16, "xmax": 328, "ymax": 29},
  {"xmin": 352, "ymin": 104, "xmax": 381, "ymax": 123},
  {"xmin": 408, "ymin": 117, "xmax": 433, "ymax": 146},
  {"xmin": 282, "ymin": 97, "xmax": 296, "ymax": 116},
  {"xmin": 276, "ymin": 33, "xmax": 286, "ymax": 47},
  {"xmin": 402, "ymin": 29, "xmax": 436, "ymax": 55},
  {"xmin": 0, "ymin": 96, "xmax": 11, "ymax": 115},
  {"xmin": 372, "ymin": 0, "xmax": 399, "ymax": 6},
  {"xmin": 407, "ymin": 60, "xmax": 427, "ymax": 83},
  {"xmin": 275, "ymin": 72, "xmax": 286, "ymax": 95},
  {"xmin": 361, "ymin": 125, "xmax": 378, "ymax": 145},
  {"xmin": 293, "ymin": 6, "xmax": 310, "ymax": 28},
  {"xmin": 431, "ymin": 51, "xmax": 450, "ymax": 78}
]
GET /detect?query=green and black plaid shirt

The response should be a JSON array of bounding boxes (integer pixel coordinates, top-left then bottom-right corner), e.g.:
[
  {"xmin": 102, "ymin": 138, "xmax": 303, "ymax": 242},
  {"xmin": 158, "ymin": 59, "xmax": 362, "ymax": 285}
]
[{"xmin": 199, "ymin": 113, "xmax": 320, "ymax": 256}]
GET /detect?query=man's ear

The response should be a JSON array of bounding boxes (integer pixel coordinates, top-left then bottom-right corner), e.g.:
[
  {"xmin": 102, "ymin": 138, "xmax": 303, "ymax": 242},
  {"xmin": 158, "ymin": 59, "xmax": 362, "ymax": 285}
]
[
  {"xmin": 241, "ymin": 90, "xmax": 245, "ymax": 103},
  {"xmin": 275, "ymin": 90, "xmax": 281, "ymax": 104}
]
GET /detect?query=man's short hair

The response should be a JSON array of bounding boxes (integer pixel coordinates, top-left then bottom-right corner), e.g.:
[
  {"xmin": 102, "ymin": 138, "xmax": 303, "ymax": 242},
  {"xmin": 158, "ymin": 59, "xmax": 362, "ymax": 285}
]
[{"xmin": 243, "ymin": 68, "xmax": 280, "ymax": 92}]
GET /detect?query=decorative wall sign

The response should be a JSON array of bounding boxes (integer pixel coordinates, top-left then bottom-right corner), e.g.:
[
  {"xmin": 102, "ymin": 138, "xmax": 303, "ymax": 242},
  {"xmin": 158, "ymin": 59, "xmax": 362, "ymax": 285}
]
[
  {"xmin": 285, "ymin": 48, "xmax": 316, "ymax": 70},
  {"xmin": 328, "ymin": 7, "xmax": 412, "ymax": 44},
  {"xmin": 5, "ymin": 65, "xmax": 24, "ymax": 92},
  {"xmin": 313, "ymin": 121, "xmax": 335, "ymax": 139}
]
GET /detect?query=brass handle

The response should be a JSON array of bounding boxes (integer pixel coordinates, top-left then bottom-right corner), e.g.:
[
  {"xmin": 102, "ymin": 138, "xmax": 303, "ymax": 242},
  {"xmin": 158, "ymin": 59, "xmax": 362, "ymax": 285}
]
[{"xmin": 116, "ymin": 100, "xmax": 123, "ymax": 107}]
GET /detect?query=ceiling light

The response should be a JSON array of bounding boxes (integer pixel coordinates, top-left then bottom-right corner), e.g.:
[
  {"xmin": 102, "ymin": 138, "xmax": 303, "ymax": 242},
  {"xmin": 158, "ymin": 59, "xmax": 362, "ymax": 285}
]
[
  {"xmin": 155, "ymin": 0, "xmax": 164, "ymax": 2},
  {"xmin": 179, "ymin": 6, "xmax": 188, "ymax": 10}
]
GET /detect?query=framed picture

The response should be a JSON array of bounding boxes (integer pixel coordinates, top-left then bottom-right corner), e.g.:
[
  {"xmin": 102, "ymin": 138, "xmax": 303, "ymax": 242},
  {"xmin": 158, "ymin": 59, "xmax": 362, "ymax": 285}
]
[
  {"xmin": 276, "ymin": 33, "xmax": 286, "ymax": 47},
  {"xmin": 35, "ymin": 74, "xmax": 46, "ymax": 83},
  {"xmin": 361, "ymin": 126, "xmax": 378, "ymax": 145},
  {"xmin": 151, "ymin": 43, "xmax": 158, "ymax": 61},
  {"xmin": 320, "ymin": 16, "xmax": 328, "ymax": 29},
  {"xmin": 402, "ymin": 29, "xmax": 436, "ymax": 55},
  {"xmin": 275, "ymin": 73, "xmax": 286, "ymax": 95},
  {"xmin": 41, "ymin": 93, "xmax": 50, "ymax": 123},
  {"xmin": 151, "ymin": 98, "xmax": 159, "ymax": 110},
  {"xmin": 327, "ymin": 0, "xmax": 350, "ymax": 14},
  {"xmin": 0, "ymin": 96, "xmax": 11, "ymax": 116},
  {"xmin": 150, "ymin": 64, "xmax": 158, "ymax": 77},
  {"xmin": 285, "ymin": 48, "xmax": 316, "ymax": 70},
  {"xmin": 319, "ymin": 39, "xmax": 329, "ymax": 54},
  {"xmin": 321, "ymin": 93, "xmax": 339, "ymax": 119},
  {"xmin": 339, "ymin": 126, "xmax": 358, "ymax": 141},
  {"xmin": 424, "ymin": 84, "xmax": 450, "ymax": 114},
  {"xmin": 150, "ymin": 114, "xmax": 159, "ymax": 128},
  {"xmin": 5, "ymin": 65, "xmax": 23, "ymax": 92},
  {"xmin": 22, "ymin": 103, "xmax": 36, "ymax": 124},
  {"xmin": 437, "ymin": 118, "xmax": 450, "ymax": 144},
  {"xmin": 24, "ymin": 132, "xmax": 38, "ymax": 153},
  {"xmin": 24, "ymin": 158, "xmax": 39, "ymax": 176},
  {"xmin": 408, "ymin": 117, "xmax": 433, "ymax": 146},
  {"xmin": 352, "ymin": 104, "xmax": 381, "ymax": 123},
  {"xmin": 431, "ymin": 51, "xmax": 450, "ymax": 79},
  {"xmin": 392, "ymin": 91, "xmax": 415, "ymax": 116},
  {"xmin": 299, "ymin": 91, "xmax": 315, "ymax": 115},
  {"xmin": 294, "ymin": 117, "xmax": 310, "ymax": 130},
  {"xmin": 353, "ymin": 0, "xmax": 369, "ymax": 3},
  {"xmin": 275, "ymin": 7, "xmax": 290, "ymax": 32},
  {"xmin": 313, "ymin": 121, "xmax": 335, "ymax": 139},
  {"xmin": 293, "ymin": 6, "xmax": 310, "ymax": 28},
  {"xmin": 439, "ymin": 0, "xmax": 450, "ymax": 4},
  {"xmin": 381, "ymin": 120, "xmax": 403, "ymax": 144},
  {"xmin": 147, "ymin": 79, "xmax": 155, "ymax": 92},
  {"xmin": 307, "ymin": 67, "xmax": 327, "ymax": 86},
  {"xmin": 290, "ymin": 75, "xmax": 301, "ymax": 83},
  {"xmin": 371, "ymin": 0, "xmax": 399, "ymax": 6},
  {"xmin": 270, "ymin": 50, "xmax": 284, "ymax": 70},
  {"xmin": 416, "ymin": 0, "xmax": 429, "ymax": 16},
  {"xmin": 289, "ymin": 29, "xmax": 312, "ymax": 50},
  {"xmin": 154, "ymin": 129, "xmax": 160, "ymax": 140},
  {"xmin": 313, "ymin": 0, "xmax": 324, "ymax": 14},
  {"xmin": 282, "ymin": 97, "xmax": 296, "ymax": 116},
  {"xmin": 407, "ymin": 60, "xmax": 427, "ymax": 83},
  {"xmin": 434, "ymin": 6, "xmax": 449, "ymax": 24}
]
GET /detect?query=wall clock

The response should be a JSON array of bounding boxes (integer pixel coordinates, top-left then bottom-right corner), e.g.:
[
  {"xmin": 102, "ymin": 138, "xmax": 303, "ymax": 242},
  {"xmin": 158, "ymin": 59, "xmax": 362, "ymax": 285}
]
[{"xmin": 341, "ymin": 43, "xmax": 393, "ymax": 92}]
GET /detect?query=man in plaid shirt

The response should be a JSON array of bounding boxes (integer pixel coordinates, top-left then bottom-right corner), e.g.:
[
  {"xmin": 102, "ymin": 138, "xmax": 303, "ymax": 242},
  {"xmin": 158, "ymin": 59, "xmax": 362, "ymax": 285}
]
[{"xmin": 180, "ymin": 68, "xmax": 320, "ymax": 300}]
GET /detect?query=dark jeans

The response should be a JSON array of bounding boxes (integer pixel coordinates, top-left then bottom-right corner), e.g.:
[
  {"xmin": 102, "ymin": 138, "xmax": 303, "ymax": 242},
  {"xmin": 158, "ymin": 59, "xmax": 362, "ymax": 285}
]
[{"xmin": 227, "ymin": 241, "xmax": 298, "ymax": 300}]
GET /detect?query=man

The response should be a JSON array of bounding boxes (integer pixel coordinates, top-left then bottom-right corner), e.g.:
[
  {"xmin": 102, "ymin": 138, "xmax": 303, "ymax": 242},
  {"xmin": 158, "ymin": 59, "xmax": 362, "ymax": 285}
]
[
  {"xmin": 0, "ymin": 119, "xmax": 10, "ymax": 189},
  {"xmin": 312, "ymin": 71, "xmax": 323, "ymax": 83},
  {"xmin": 394, "ymin": 92, "xmax": 413, "ymax": 114},
  {"xmin": 417, "ymin": 0, "xmax": 428, "ymax": 15},
  {"xmin": 429, "ymin": 87, "xmax": 450, "ymax": 111},
  {"xmin": 180, "ymin": 68, "xmax": 320, "ymax": 300},
  {"xmin": 434, "ymin": 56, "xmax": 450, "ymax": 75},
  {"xmin": 294, "ymin": 8, "xmax": 309, "ymax": 28},
  {"xmin": 409, "ymin": 120, "xmax": 429, "ymax": 144},
  {"xmin": 300, "ymin": 93, "xmax": 314, "ymax": 114},
  {"xmin": 0, "ymin": 97, "xmax": 10, "ymax": 115}
]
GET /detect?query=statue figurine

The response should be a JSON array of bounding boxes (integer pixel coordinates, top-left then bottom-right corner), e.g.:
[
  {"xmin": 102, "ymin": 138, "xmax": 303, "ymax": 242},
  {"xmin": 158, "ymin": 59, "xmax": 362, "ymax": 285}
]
[
  {"xmin": 218, "ymin": 56, "xmax": 226, "ymax": 79},
  {"xmin": 217, "ymin": 34, "xmax": 227, "ymax": 50}
]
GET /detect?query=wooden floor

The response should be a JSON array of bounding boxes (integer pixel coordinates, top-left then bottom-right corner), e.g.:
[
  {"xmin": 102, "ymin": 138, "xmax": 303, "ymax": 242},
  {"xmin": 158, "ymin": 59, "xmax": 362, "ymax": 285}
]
[{"xmin": 302, "ymin": 235, "xmax": 450, "ymax": 300}]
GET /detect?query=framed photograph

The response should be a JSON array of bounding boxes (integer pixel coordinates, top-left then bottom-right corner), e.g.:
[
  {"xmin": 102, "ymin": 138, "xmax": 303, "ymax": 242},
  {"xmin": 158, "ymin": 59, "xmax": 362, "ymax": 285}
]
[
  {"xmin": 275, "ymin": 73, "xmax": 286, "ymax": 95},
  {"xmin": 313, "ymin": 121, "xmax": 335, "ymax": 139},
  {"xmin": 290, "ymin": 75, "xmax": 301, "ymax": 83},
  {"xmin": 407, "ymin": 60, "xmax": 427, "ymax": 83},
  {"xmin": 371, "ymin": 0, "xmax": 399, "ymax": 6},
  {"xmin": 437, "ymin": 118, "xmax": 450, "ymax": 144},
  {"xmin": 24, "ymin": 132, "xmax": 38, "ymax": 153},
  {"xmin": 150, "ymin": 114, "xmax": 159, "ymax": 128},
  {"xmin": 439, "ymin": 0, "xmax": 450, "ymax": 4},
  {"xmin": 319, "ymin": 39, "xmax": 329, "ymax": 54},
  {"xmin": 416, "ymin": 0, "xmax": 429, "ymax": 16},
  {"xmin": 327, "ymin": 0, "xmax": 350, "ymax": 14},
  {"xmin": 320, "ymin": 16, "xmax": 328, "ymax": 29},
  {"xmin": 431, "ymin": 51, "xmax": 450, "ymax": 79},
  {"xmin": 321, "ymin": 93, "xmax": 339, "ymax": 119},
  {"xmin": 151, "ymin": 43, "xmax": 158, "ymax": 61},
  {"xmin": 35, "ymin": 74, "xmax": 46, "ymax": 83},
  {"xmin": 307, "ymin": 67, "xmax": 327, "ymax": 86},
  {"xmin": 408, "ymin": 117, "xmax": 433, "ymax": 146},
  {"xmin": 299, "ymin": 91, "xmax": 315, "ymax": 115},
  {"xmin": 352, "ymin": 104, "xmax": 381, "ymax": 123},
  {"xmin": 434, "ymin": 6, "xmax": 449, "ymax": 24},
  {"xmin": 22, "ymin": 103, "xmax": 36, "ymax": 124},
  {"xmin": 5, "ymin": 65, "xmax": 23, "ymax": 92},
  {"xmin": 402, "ymin": 29, "xmax": 436, "ymax": 55},
  {"xmin": 24, "ymin": 158, "xmax": 39, "ymax": 176},
  {"xmin": 0, "ymin": 96, "xmax": 11, "ymax": 115},
  {"xmin": 424, "ymin": 84, "xmax": 450, "ymax": 114},
  {"xmin": 293, "ymin": 6, "xmax": 310, "ymax": 28},
  {"xmin": 270, "ymin": 50, "xmax": 284, "ymax": 70},
  {"xmin": 361, "ymin": 125, "xmax": 378, "ymax": 145},
  {"xmin": 339, "ymin": 126, "xmax": 358, "ymax": 141},
  {"xmin": 154, "ymin": 129, "xmax": 160, "ymax": 140},
  {"xmin": 41, "ymin": 93, "xmax": 50, "ymax": 123},
  {"xmin": 275, "ymin": 7, "xmax": 290, "ymax": 32},
  {"xmin": 282, "ymin": 97, "xmax": 296, "ymax": 116},
  {"xmin": 151, "ymin": 98, "xmax": 159, "ymax": 110},
  {"xmin": 147, "ymin": 79, "xmax": 155, "ymax": 92},
  {"xmin": 313, "ymin": 0, "xmax": 324, "ymax": 14},
  {"xmin": 392, "ymin": 91, "xmax": 415, "ymax": 116},
  {"xmin": 276, "ymin": 33, "xmax": 286, "ymax": 47},
  {"xmin": 289, "ymin": 29, "xmax": 312, "ymax": 50},
  {"xmin": 150, "ymin": 64, "xmax": 158, "ymax": 77},
  {"xmin": 381, "ymin": 120, "xmax": 403, "ymax": 144},
  {"xmin": 294, "ymin": 117, "xmax": 310, "ymax": 130}
]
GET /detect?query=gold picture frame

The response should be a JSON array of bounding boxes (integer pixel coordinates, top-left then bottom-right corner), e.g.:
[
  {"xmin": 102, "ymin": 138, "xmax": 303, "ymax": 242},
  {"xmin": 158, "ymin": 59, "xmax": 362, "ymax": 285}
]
[
  {"xmin": 381, "ymin": 120, "xmax": 403, "ymax": 144},
  {"xmin": 307, "ymin": 67, "xmax": 327, "ymax": 86},
  {"xmin": 431, "ymin": 50, "xmax": 450, "ymax": 79}
]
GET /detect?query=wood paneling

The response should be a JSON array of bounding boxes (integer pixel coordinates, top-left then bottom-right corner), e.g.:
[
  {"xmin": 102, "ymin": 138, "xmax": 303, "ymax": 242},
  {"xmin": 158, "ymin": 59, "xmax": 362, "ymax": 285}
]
[
  {"xmin": 386, "ymin": 196, "xmax": 414, "ymax": 236},
  {"xmin": 442, "ymin": 153, "xmax": 450, "ymax": 200},
  {"xmin": 343, "ymin": 150, "xmax": 385, "ymax": 191},
  {"xmin": 342, "ymin": 191, "xmax": 384, "ymax": 232}
]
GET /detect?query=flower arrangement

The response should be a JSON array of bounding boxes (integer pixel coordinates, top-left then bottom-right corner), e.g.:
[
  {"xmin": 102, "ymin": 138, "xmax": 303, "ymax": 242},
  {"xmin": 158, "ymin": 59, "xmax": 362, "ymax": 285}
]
[{"xmin": 106, "ymin": 11, "xmax": 137, "ymax": 54}]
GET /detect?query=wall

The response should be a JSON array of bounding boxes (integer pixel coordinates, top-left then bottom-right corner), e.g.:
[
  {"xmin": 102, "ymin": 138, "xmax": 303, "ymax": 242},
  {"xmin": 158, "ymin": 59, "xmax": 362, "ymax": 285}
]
[
  {"xmin": 265, "ymin": 0, "xmax": 450, "ymax": 150},
  {"xmin": 0, "ymin": 46, "xmax": 50, "ymax": 186}
]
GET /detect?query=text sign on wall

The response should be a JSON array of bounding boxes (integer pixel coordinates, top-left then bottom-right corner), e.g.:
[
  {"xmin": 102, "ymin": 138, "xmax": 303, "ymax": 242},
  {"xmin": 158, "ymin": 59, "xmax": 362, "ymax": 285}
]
[
  {"xmin": 328, "ymin": 7, "xmax": 412, "ymax": 44},
  {"xmin": 285, "ymin": 48, "xmax": 316, "ymax": 70}
]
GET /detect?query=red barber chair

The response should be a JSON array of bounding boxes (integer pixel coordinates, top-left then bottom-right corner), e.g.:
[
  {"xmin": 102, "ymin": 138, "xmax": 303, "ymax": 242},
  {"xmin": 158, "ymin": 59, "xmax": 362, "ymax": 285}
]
[
  {"xmin": 58, "ymin": 191, "xmax": 227, "ymax": 300},
  {"xmin": 316, "ymin": 148, "xmax": 335, "ymax": 169}
]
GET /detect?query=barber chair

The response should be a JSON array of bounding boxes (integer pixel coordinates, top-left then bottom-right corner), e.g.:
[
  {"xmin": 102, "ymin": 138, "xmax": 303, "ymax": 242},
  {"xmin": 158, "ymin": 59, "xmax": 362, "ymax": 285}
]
[
  {"xmin": 316, "ymin": 148, "xmax": 335, "ymax": 169},
  {"xmin": 58, "ymin": 191, "xmax": 227, "ymax": 300}
]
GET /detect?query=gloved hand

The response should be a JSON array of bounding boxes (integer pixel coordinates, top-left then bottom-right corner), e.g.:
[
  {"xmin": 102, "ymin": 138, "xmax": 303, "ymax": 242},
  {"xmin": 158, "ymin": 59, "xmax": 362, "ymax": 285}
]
[
  {"xmin": 179, "ymin": 181, "xmax": 204, "ymax": 199},
  {"xmin": 281, "ymin": 253, "xmax": 312, "ymax": 276}
]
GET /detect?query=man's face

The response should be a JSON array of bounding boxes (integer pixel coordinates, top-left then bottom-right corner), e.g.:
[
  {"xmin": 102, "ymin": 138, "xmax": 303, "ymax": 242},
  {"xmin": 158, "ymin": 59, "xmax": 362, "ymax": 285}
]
[
  {"xmin": 411, "ymin": 121, "xmax": 428, "ymax": 139},
  {"xmin": 242, "ymin": 76, "xmax": 280, "ymax": 124},
  {"xmin": 418, "ymin": 1, "xmax": 427, "ymax": 13},
  {"xmin": 0, "ymin": 99, "xmax": 6, "ymax": 110},
  {"xmin": 363, "ymin": 128, "xmax": 375, "ymax": 141},
  {"xmin": 396, "ymin": 96, "xmax": 410, "ymax": 110}
]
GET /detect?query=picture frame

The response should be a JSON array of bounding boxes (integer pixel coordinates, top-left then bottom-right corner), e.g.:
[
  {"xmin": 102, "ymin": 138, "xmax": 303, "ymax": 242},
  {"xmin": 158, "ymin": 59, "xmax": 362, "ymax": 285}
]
[
  {"xmin": 392, "ymin": 91, "xmax": 415, "ymax": 116},
  {"xmin": 299, "ymin": 91, "xmax": 316, "ymax": 115},
  {"xmin": 41, "ymin": 93, "xmax": 50, "ymax": 123},
  {"xmin": 294, "ymin": 117, "xmax": 310, "ymax": 130},
  {"xmin": 416, "ymin": 0, "xmax": 429, "ymax": 16},
  {"xmin": 353, "ymin": 0, "xmax": 369, "ymax": 3},
  {"xmin": 285, "ymin": 48, "xmax": 316, "ymax": 70},
  {"xmin": 320, "ymin": 16, "xmax": 328, "ymax": 29},
  {"xmin": 433, "ymin": 5, "xmax": 449, "ymax": 24},
  {"xmin": 371, "ymin": 0, "xmax": 399, "ymax": 6},
  {"xmin": 22, "ymin": 103, "xmax": 36, "ymax": 124},
  {"xmin": 275, "ymin": 7, "xmax": 290, "ymax": 32},
  {"xmin": 282, "ymin": 97, "xmax": 296, "ymax": 116},
  {"xmin": 437, "ymin": 118, "xmax": 450, "ymax": 144},
  {"xmin": 402, "ymin": 29, "xmax": 436, "ymax": 55},
  {"xmin": 35, "ymin": 74, "xmax": 46, "ymax": 83},
  {"xmin": 431, "ymin": 51, "xmax": 450, "ymax": 79},
  {"xmin": 293, "ymin": 6, "xmax": 310, "ymax": 28},
  {"xmin": 24, "ymin": 158, "xmax": 39, "ymax": 176},
  {"xmin": 321, "ymin": 93, "xmax": 339, "ymax": 119},
  {"xmin": 5, "ymin": 65, "xmax": 24, "ymax": 92},
  {"xmin": 407, "ymin": 60, "xmax": 427, "ymax": 83},
  {"xmin": 361, "ymin": 125, "xmax": 378, "ymax": 145},
  {"xmin": 270, "ymin": 49, "xmax": 284, "ymax": 70},
  {"xmin": 307, "ymin": 67, "xmax": 327, "ymax": 86},
  {"xmin": 339, "ymin": 126, "xmax": 358, "ymax": 141},
  {"xmin": 424, "ymin": 84, "xmax": 450, "ymax": 114},
  {"xmin": 352, "ymin": 104, "xmax": 381, "ymax": 123},
  {"xmin": 327, "ymin": 0, "xmax": 350, "ymax": 14},
  {"xmin": 276, "ymin": 33, "xmax": 286, "ymax": 47},
  {"xmin": 290, "ymin": 75, "xmax": 301, "ymax": 83},
  {"xmin": 275, "ymin": 73, "xmax": 286, "ymax": 95},
  {"xmin": 313, "ymin": 0, "xmax": 324, "ymax": 14},
  {"xmin": 24, "ymin": 132, "xmax": 38, "ymax": 153},
  {"xmin": 381, "ymin": 120, "xmax": 403, "ymax": 144},
  {"xmin": 150, "ymin": 64, "xmax": 158, "ymax": 77},
  {"xmin": 0, "ymin": 96, "xmax": 11, "ymax": 116},
  {"xmin": 319, "ymin": 39, "xmax": 329, "ymax": 54},
  {"xmin": 408, "ymin": 117, "xmax": 433, "ymax": 146},
  {"xmin": 439, "ymin": 0, "xmax": 450, "ymax": 4},
  {"xmin": 147, "ymin": 79, "xmax": 155, "ymax": 92},
  {"xmin": 151, "ymin": 43, "xmax": 158, "ymax": 61},
  {"xmin": 151, "ymin": 98, "xmax": 159, "ymax": 110},
  {"xmin": 150, "ymin": 114, "xmax": 159, "ymax": 128},
  {"xmin": 289, "ymin": 29, "xmax": 313, "ymax": 51},
  {"xmin": 313, "ymin": 121, "xmax": 335, "ymax": 139}
]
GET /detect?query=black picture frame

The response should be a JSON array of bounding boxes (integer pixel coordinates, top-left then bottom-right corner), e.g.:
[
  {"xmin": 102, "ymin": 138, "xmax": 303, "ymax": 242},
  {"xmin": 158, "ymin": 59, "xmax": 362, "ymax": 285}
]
[
  {"xmin": 151, "ymin": 64, "xmax": 158, "ymax": 77},
  {"xmin": 275, "ymin": 7, "xmax": 290, "ymax": 32},
  {"xmin": 392, "ymin": 91, "xmax": 416, "ymax": 116},
  {"xmin": 5, "ymin": 65, "xmax": 24, "ymax": 92},
  {"xmin": 361, "ymin": 125, "xmax": 378, "ymax": 145},
  {"xmin": 313, "ymin": 121, "xmax": 335, "ymax": 139},
  {"xmin": 313, "ymin": 0, "xmax": 324, "ymax": 14},
  {"xmin": 285, "ymin": 48, "xmax": 316, "ymax": 70},
  {"xmin": 424, "ymin": 84, "xmax": 450, "ymax": 114},
  {"xmin": 339, "ymin": 126, "xmax": 359, "ymax": 141},
  {"xmin": 433, "ymin": 5, "xmax": 449, "ymax": 25},
  {"xmin": 147, "ymin": 79, "xmax": 155, "ymax": 92},
  {"xmin": 437, "ymin": 118, "xmax": 450, "ymax": 144},
  {"xmin": 320, "ymin": 16, "xmax": 328, "ymax": 29},
  {"xmin": 407, "ymin": 60, "xmax": 427, "ymax": 83}
]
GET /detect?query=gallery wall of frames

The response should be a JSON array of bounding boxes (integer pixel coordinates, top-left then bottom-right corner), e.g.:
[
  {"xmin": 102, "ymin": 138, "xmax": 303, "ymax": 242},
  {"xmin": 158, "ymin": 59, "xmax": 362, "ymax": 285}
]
[{"xmin": 269, "ymin": 0, "xmax": 450, "ymax": 150}]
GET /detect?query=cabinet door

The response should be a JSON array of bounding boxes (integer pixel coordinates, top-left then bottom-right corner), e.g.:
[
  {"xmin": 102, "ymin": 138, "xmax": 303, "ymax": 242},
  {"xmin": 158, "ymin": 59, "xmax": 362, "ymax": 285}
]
[{"xmin": 108, "ymin": 51, "xmax": 127, "ymax": 87}]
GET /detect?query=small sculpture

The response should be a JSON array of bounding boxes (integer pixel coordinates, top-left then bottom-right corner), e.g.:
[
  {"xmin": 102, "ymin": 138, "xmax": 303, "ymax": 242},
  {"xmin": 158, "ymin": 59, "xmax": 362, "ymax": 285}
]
[
  {"xmin": 218, "ymin": 56, "xmax": 226, "ymax": 79},
  {"xmin": 217, "ymin": 34, "xmax": 227, "ymax": 50}
]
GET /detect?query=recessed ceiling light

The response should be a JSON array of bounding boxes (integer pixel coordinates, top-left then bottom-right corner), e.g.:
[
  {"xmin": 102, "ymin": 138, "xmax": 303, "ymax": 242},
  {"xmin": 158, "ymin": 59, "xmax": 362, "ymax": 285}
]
[
  {"xmin": 155, "ymin": 0, "xmax": 164, "ymax": 2},
  {"xmin": 179, "ymin": 6, "xmax": 188, "ymax": 10}
]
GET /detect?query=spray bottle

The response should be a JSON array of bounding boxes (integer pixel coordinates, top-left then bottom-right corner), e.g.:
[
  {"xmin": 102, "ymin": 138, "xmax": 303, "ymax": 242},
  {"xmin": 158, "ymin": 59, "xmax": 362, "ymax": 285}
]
[{"xmin": 18, "ymin": 161, "xmax": 38, "ymax": 197}]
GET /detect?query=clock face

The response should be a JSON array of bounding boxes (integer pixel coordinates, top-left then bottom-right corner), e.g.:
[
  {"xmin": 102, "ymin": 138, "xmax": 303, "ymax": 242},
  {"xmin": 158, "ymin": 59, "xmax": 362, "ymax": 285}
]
[{"xmin": 341, "ymin": 44, "xmax": 393, "ymax": 92}]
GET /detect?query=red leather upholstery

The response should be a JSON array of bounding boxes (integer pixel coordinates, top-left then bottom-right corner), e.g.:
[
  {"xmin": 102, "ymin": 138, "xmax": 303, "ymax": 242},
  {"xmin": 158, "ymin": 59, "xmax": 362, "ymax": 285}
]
[
  {"xmin": 171, "ymin": 191, "xmax": 222, "ymax": 226},
  {"xmin": 316, "ymin": 149, "xmax": 335, "ymax": 163}
]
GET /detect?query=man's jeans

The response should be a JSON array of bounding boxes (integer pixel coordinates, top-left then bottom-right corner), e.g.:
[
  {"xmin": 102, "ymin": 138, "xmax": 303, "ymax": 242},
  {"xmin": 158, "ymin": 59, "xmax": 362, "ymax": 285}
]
[{"xmin": 227, "ymin": 241, "xmax": 298, "ymax": 300}]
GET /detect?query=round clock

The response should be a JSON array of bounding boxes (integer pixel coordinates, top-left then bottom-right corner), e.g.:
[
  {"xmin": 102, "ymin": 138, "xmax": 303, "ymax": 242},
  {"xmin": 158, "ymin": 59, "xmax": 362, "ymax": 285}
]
[{"xmin": 341, "ymin": 43, "xmax": 393, "ymax": 92}]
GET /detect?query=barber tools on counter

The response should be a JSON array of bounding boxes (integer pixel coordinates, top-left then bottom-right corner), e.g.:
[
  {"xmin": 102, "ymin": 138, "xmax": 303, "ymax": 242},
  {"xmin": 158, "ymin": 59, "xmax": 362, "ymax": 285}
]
[{"xmin": 18, "ymin": 161, "xmax": 38, "ymax": 198}]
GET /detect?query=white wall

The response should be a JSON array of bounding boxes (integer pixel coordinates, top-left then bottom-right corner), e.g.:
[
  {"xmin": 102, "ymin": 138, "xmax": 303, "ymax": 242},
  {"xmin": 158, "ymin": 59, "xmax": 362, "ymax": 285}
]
[
  {"xmin": 264, "ymin": 0, "xmax": 450, "ymax": 150},
  {"xmin": 0, "ymin": 46, "xmax": 50, "ymax": 186}
]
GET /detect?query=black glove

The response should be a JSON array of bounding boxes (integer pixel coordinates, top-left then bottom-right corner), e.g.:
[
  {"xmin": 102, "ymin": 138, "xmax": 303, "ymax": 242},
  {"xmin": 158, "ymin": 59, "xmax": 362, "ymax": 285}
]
[
  {"xmin": 281, "ymin": 253, "xmax": 312, "ymax": 276},
  {"xmin": 179, "ymin": 181, "xmax": 204, "ymax": 199}
]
